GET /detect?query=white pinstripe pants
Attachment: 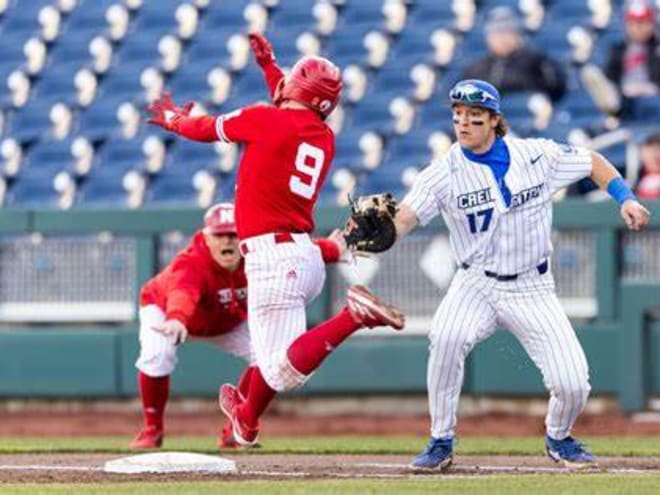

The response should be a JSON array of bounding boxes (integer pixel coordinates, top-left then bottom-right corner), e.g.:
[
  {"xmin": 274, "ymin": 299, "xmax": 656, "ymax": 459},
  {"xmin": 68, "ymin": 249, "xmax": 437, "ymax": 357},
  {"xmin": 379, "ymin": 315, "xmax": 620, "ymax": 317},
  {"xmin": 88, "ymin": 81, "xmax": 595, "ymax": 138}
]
[
  {"xmin": 242, "ymin": 233, "xmax": 326, "ymax": 392},
  {"xmin": 427, "ymin": 265, "xmax": 590, "ymax": 440},
  {"xmin": 135, "ymin": 305, "xmax": 256, "ymax": 377}
]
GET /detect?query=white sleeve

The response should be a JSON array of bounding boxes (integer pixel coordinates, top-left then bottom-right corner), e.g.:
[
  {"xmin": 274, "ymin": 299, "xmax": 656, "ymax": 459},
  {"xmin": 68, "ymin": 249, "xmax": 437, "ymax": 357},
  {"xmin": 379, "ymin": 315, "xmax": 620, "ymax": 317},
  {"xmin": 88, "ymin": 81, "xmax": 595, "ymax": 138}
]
[
  {"xmin": 401, "ymin": 159, "xmax": 450, "ymax": 226},
  {"xmin": 544, "ymin": 140, "xmax": 593, "ymax": 193}
]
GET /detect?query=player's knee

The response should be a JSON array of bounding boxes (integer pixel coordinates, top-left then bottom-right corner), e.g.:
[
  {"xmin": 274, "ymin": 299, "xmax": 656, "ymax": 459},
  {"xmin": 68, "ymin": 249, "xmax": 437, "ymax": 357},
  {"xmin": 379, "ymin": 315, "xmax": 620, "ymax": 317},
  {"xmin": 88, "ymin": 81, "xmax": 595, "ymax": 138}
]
[
  {"xmin": 135, "ymin": 347, "xmax": 177, "ymax": 377},
  {"xmin": 556, "ymin": 379, "xmax": 591, "ymax": 405},
  {"xmin": 259, "ymin": 354, "xmax": 310, "ymax": 392}
]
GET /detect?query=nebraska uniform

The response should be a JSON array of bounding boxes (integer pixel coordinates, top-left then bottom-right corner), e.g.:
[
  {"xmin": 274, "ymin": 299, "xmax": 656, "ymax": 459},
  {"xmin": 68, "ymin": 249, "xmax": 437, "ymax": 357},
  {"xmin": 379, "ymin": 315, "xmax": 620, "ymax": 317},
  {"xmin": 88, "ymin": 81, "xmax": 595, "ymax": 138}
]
[
  {"xmin": 147, "ymin": 32, "xmax": 405, "ymax": 447},
  {"xmin": 136, "ymin": 230, "xmax": 251, "ymax": 376},
  {"xmin": 131, "ymin": 203, "xmax": 345, "ymax": 450},
  {"xmin": 390, "ymin": 79, "xmax": 649, "ymax": 470}
]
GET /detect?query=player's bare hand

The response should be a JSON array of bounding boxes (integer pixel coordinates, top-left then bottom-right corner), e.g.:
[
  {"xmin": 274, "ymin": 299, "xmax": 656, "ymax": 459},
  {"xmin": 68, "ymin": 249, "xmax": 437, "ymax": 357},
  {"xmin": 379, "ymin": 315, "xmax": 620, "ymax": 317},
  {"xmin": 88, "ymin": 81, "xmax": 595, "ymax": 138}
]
[
  {"xmin": 621, "ymin": 199, "xmax": 650, "ymax": 231},
  {"xmin": 146, "ymin": 92, "xmax": 194, "ymax": 131},
  {"xmin": 327, "ymin": 228, "xmax": 348, "ymax": 258},
  {"xmin": 248, "ymin": 32, "xmax": 275, "ymax": 67},
  {"xmin": 152, "ymin": 319, "xmax": 188, "ymax": 346}
]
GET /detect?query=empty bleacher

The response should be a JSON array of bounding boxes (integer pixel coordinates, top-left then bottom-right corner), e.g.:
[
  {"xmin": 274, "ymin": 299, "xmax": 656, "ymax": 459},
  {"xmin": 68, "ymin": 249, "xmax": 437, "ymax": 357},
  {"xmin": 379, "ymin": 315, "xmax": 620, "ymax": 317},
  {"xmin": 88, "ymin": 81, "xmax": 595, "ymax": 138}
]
[{"xmin": 0, "ymin": 0, "xmax": 656, "ymax": 209}]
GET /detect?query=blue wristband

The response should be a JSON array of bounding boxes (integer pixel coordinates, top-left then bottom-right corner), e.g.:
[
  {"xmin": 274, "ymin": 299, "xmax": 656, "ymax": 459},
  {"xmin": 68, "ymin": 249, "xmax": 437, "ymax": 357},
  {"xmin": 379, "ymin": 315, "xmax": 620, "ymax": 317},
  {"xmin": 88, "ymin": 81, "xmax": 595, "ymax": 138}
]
[{"xmin": 606, "ymin": 177, "xmax": 636, "ymax": 207}]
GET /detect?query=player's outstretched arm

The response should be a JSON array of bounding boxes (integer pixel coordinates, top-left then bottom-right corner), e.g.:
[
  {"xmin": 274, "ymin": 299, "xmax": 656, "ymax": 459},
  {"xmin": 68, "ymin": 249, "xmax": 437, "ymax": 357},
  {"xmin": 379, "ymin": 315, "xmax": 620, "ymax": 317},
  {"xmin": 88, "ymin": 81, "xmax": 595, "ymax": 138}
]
[
  {"xmin": 248, "ymin": 32, "xmax": 284, "ymax": 98},
  {"xmin": 393, "ymin": 203, "xmax": 420, "ymax": 240},
  {"xmin": 146, "ymin": 92, "xmax": 218, "ymax": 142},
  {"xmin": 314, "ymin": 229, "xmax": 350, "ymax": 263},
  {"xmin": 590, "ymin": 151, "xmax": 650, "ymax": 231}
]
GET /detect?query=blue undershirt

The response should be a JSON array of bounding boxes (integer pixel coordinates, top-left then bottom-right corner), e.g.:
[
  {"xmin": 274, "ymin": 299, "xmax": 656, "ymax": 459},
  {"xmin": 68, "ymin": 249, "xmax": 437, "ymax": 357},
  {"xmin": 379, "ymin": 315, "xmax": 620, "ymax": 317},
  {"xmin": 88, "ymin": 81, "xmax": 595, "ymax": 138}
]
[{"xmin": 461, "ymin": 137, "xmax": 512, "ymax": 207}]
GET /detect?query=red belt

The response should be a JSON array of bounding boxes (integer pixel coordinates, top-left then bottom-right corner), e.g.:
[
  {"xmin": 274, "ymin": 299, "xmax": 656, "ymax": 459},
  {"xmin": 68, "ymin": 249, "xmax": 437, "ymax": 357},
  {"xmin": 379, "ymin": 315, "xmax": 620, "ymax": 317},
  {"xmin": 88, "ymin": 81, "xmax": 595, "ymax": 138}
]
[{"xmin": 239, "ymin": 232, "xmax": 295, "ymax": 256}]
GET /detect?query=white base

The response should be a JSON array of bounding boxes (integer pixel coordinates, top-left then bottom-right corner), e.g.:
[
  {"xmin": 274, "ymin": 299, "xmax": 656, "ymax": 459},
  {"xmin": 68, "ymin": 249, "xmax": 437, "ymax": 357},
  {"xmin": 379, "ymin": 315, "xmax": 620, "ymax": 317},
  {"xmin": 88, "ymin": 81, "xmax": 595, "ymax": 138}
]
[{"xmin": 103, "ymin": 452, "xmax": 237, "ymax": 474}]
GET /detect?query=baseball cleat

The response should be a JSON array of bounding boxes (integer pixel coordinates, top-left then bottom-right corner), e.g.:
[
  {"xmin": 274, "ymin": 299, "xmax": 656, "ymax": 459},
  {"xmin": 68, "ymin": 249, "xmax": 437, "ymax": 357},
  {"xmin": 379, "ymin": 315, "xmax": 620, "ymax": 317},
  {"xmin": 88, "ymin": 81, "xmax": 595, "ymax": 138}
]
[
  {"xmin": 218, "ymin": 424, "xmax": 240, "ymax": 449},
  {"xmin": 218, "ymin": 383, "xmax": 259, "ymax": 447},
  {"xmin": 410, "ymin": 436, "xmax": 454, "ymax": 471},
  {"xmin": 129, "ymin": 426, "xmax": 163, "ymax": 450},
  {"xmin": 346, "ymin": 285, "xmax": 405, "ymax": 330},
  {"xmin": 545, "ymin": 435, "xmax": 597, "ymax": 469}
]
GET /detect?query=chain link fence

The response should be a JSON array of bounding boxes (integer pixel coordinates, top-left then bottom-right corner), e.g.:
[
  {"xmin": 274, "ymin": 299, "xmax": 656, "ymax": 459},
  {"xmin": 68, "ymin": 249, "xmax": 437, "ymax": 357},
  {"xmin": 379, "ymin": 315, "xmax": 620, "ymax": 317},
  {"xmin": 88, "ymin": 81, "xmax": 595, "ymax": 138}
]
[{"xmin": 0, "ymin": 234, "xmax": 135, "ymax": 322}]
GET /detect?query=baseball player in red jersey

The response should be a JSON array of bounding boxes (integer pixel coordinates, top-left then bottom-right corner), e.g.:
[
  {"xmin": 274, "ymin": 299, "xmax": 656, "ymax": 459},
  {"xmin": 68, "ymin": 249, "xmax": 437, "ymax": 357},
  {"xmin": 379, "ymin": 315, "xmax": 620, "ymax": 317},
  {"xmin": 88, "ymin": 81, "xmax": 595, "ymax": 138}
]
[
  {"xmin": 130, "ymin": 202, "xmax": 348, "ymax": 450},
  {"xmin": 147, "ymin": 33, "xmax": 405, "ymax": 446}
]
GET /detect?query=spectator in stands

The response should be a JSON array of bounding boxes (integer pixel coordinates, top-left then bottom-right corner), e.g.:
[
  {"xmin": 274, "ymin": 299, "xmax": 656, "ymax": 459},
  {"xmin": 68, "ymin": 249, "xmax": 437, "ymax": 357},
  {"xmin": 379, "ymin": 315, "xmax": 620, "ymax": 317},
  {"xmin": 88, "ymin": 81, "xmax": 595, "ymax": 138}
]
[
  {"xmin": 636, "ymin": 131, "xmax": 660, "ymax": 200},
  {"xmin": 461, "ymin": 6, "xmax": 566, "ymax": 102},
  {"xmin": 604, "ymin": 1, "xmax": 659, "ymax": 102}
]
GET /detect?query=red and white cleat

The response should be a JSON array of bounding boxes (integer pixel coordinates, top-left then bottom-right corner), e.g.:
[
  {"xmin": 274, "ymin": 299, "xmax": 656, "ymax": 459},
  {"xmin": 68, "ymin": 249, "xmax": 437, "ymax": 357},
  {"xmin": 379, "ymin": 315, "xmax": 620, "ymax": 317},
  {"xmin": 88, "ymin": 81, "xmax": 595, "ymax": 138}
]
[
  {"xmin": 218, "ymin": 384, "xmax": 259, "ymax": 447},
  {"xmin": 218, "ymin": 424, "xmax": 240, "ymax": 449},
  {"xmin": 129, "ymin": 426, "xmax": 163, "ymax": 450},
  {"xmin": 347, "ymin": 285, "xmax": 405, "ymax": 330}
]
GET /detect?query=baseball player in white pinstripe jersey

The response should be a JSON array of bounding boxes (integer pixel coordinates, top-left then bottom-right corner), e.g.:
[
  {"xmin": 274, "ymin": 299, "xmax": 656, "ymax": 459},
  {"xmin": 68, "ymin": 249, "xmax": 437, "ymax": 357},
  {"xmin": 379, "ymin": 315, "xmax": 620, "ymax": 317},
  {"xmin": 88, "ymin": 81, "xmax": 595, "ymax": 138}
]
[{"xmin": 390, "ymin": 79, "xmax": 650, "ymax": 470}]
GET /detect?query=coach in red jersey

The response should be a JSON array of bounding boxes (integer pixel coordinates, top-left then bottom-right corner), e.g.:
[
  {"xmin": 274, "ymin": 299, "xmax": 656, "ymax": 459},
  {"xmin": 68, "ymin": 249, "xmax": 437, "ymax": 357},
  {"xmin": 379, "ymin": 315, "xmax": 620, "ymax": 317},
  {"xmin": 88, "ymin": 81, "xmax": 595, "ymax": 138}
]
[
  {"xmin": 130, "ymin": 203, "xmax": 345, "ymax": 450},
  {"xmin": 147, "ymin": 33, "xmax": 405, "ymax": 448}
]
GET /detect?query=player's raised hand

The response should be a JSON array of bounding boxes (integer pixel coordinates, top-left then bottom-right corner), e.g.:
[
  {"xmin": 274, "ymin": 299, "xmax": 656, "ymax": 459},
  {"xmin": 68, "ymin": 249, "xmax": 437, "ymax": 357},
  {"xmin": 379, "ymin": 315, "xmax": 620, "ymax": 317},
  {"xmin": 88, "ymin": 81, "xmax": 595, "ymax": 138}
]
[
  {"xmin": 152, "ymin": 319, "xmax": 188, "ymax": 346},
  {"xmin": 248, "ymin": 32, "xmax": 275, "ymax": 67},
  {"xmin": 620, "ymin": 199, "xmax": 650, "ymax": 231},
  {"xmin": 146, "ymin": 92, "xmax": 194, "ymax": 131}
]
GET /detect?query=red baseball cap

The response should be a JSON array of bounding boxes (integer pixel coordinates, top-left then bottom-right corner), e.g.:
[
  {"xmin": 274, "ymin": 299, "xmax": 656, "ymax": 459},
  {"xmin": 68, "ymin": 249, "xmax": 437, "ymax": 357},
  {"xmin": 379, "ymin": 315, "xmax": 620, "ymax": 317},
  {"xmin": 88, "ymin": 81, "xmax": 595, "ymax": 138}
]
[
  {"xmin": 625, "ymin": 0, "xmax": 655, "ymax": 22},
  {"xmin": 203, "ymin": 203, "xmax": 236, "ymax": 235}
]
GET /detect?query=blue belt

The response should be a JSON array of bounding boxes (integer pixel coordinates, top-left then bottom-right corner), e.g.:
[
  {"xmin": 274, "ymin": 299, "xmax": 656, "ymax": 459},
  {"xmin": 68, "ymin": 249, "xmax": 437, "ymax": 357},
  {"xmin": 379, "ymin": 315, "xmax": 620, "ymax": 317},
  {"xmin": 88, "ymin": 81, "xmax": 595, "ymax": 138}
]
[{"xmin": 460, "ymin": 260, "xmax": 548, "ymax": 282}]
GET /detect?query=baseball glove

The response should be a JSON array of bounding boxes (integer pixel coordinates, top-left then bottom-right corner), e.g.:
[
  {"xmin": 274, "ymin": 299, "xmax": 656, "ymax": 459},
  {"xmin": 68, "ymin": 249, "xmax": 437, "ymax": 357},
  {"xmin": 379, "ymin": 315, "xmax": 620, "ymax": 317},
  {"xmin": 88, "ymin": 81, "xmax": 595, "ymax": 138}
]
[{"xmin": 344, "ymin": 193, "xmax": 398, "ymax": 253}]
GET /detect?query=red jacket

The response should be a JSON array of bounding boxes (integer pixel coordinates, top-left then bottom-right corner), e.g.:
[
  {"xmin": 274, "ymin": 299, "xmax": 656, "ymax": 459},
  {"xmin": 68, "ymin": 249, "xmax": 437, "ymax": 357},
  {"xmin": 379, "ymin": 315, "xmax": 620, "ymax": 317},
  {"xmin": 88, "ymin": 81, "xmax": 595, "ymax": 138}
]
[{"xmin": 140, "ymin": 231, "xmax": 341, "ymax": 336}]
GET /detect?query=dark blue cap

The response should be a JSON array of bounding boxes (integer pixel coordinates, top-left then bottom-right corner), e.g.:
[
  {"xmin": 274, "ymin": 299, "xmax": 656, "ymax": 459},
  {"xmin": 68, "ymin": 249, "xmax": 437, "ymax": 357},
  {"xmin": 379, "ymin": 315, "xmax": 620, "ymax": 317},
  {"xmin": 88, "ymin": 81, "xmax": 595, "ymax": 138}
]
[{"xmin": 449, "ymin": 79, "xmax": 501, "ymax": 114}]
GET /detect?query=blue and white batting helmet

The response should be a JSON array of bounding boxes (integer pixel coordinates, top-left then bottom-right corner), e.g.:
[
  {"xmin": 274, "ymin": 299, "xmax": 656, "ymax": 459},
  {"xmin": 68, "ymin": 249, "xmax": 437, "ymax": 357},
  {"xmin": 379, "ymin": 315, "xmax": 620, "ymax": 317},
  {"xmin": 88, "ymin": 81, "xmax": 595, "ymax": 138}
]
[{"xmin": 449, "ymin": 79, "xmax": 501, "ymax": 114}]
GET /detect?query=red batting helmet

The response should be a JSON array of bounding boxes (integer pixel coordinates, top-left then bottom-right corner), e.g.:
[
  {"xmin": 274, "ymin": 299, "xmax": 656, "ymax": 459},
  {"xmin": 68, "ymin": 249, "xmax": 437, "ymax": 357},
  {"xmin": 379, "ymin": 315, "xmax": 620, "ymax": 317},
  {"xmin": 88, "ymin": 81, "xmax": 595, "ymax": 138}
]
[
  {"xmin": 203, "ymin": 203, "xmax": 236, "ymax": 235},
  {"xmin": 275, "ymin": 56, "xmax": 343, "ymax": 118}
]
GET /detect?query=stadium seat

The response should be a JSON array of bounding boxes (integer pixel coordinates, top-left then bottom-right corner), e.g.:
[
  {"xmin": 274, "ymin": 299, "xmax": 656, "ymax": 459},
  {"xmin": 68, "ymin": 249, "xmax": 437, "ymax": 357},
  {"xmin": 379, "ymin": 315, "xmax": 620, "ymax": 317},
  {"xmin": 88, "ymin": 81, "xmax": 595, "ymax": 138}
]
[
  {"xmin": 77, "ymin": 166, "xmax": 129, "ymax": 207},
  {"xmin": 0, "ymin": 0, "xmax": 654, "ymax": 207}
]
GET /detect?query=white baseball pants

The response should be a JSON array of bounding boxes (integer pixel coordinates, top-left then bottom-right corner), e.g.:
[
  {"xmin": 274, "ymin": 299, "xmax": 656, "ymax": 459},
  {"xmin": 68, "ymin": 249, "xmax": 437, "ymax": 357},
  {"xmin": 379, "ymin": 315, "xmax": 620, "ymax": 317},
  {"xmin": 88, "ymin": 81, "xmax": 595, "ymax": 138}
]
[
  {"xmin": 427, "ymin": 265, "xmax": 590, "ymax": 440},
  {"xmin": 135, "ymin": 304, "xmax": 255, "ymax": 377},
  {"xmin": 241, "ymin": 233, "xmax": 326, "ymax": 392}
]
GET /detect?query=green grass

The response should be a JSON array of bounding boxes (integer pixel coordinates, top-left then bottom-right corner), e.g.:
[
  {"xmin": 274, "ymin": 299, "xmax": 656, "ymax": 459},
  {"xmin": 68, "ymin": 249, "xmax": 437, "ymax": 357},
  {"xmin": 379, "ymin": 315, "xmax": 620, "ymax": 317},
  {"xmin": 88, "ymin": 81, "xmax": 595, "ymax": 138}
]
[
  {"xmin": 1, "ymin": 435, "xmax": 659, "ymax": 457},
  {"xmin": 3, "ymin": 476, "xmax": 660, "ymax": 495}
]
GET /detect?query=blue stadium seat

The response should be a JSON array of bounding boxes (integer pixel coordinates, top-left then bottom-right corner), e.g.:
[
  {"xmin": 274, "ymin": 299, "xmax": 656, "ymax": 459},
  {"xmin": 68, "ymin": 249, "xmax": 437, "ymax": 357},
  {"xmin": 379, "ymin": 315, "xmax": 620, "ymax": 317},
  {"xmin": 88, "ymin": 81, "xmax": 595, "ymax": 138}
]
[
  {"xmin": 65, "ymin": 0, "xmax": 116, "ymax": 30},
  {"xmin": 169, "ymin": 139, "xmax": 220, "ymax": 171},
  {"xmin": 7, "ymin": 100, "xmax": 57, "ymax": 142},
  {"xmin": 77, "ymin": 166, "xmax": 128, "ymax": 206},
  {"xmin": 204, "ymin": 0, "xmax": 252, "ymax": 26},
  {"xmin": 115, "ymin": 29, "xmax": 168, "ymax": 65},
  {"xmin": 7, "ymin": 171, "xmax": 60, "ymax": 206},
  {"xmin": 324, "ymin": 23, "xmax": 373, "ymax": 66},
  {"xmin": 97, "ymin": 137, "xmax": 147, "ymax": 171},
  {"xmin": 334, "ymin": 131, "xmax": 363, "ymax": 168},
  {"xmin": 392, "ymin": 26, "xmax": 437, "ymax": 65},
  {"xmin": 47, "ymin": 27, "xmax": 99, "ymax": 65},
  {"xmin": 269, "ymin": 1, "xmax": 314, "ymax": 28},
  {"xmin": 500, "ymin": 92, "xmax": 536, "ymax": 119},
  {"xmin": 379, "ymin": 134, "xmax": 433, "ymax": 188},
  {"xmin": 146, "ymin": 168, "xmax": 197, "ymax": 205},
  {"xmin": 183, "ymin": 25, "xmax": 238, "ymax": 62},
  {"xmin": 554, "ymin": 89, "xmax": 602, "ymax": 128},
  {"xmin": 77, "ymin": 97, "xmax": 125, "ymax": 140},
  {"xmin": 97, "ymin": 63, "xmax": 150, "ymax": 101},
  {"xmin": 31, "ymin": 62, "xmax": 82, "ymax": 104},
  {"xmin": 23, "ymin": 138, "xmax": 75, "ymax": 173},
  {"xmin": 341, "ymin": 0, "xmax": 385, "ymax": 23},
  {"xmin": 529, "ymin": 20, "xmax": 574, "ymax": 62},
  {"xmin": 262, "ymin": 27, "xmax": 310, "ymax": 66},
  {"xmin": 344, "ymin": 93, "xmax": 394, "ymax": 134},
  {"xmin": 132, "ymin": 2, "xmax": 177, "ymax": 31},
  {"xmin": 1, "ymin": 1, "xmax": 44, "ymax": 32}
]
